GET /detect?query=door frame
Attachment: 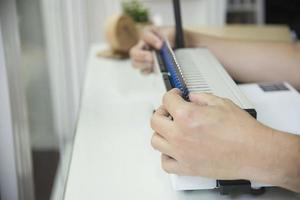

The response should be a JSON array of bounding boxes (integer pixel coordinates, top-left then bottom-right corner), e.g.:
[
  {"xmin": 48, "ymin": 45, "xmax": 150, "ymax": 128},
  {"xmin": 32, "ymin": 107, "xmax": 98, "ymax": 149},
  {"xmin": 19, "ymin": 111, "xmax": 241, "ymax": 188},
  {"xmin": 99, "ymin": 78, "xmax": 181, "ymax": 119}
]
[
  {"xmin": 40, "ymin": 0, "xmax": 89, "ymax": 199},
  {"xmin": 0, "ymin": 0, "xmax": 35, "ymax": 199},
  {"xmin": 41, "ymin": 0, "xmax": 88, "ymax": 149}
]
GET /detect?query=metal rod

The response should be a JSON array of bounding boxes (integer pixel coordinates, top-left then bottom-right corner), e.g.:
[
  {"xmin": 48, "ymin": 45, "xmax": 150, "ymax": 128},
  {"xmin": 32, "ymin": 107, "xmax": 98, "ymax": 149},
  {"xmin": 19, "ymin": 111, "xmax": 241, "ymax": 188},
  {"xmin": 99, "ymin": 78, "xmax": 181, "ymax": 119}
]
[{"xmin": 173, "ymin": 0, "xmax": 185, "ymax": 48}]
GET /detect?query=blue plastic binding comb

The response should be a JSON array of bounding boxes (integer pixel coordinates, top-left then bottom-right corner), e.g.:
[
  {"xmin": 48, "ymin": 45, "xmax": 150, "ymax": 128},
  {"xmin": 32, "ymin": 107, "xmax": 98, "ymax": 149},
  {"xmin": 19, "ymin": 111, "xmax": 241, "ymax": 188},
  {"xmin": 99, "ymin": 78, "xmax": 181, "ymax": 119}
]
[{"xmin": 159, "ymin": 41, "xmax": 189, "ymax": 100}]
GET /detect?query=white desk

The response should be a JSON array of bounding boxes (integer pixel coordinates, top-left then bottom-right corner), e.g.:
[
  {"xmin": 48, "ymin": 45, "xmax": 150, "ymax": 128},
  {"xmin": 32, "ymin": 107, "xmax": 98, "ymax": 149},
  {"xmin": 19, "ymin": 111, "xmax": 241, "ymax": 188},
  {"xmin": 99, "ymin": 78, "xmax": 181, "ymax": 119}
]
[{"xmin": 64, "ymin": 45, "xmax": 299, "ymax": 200}]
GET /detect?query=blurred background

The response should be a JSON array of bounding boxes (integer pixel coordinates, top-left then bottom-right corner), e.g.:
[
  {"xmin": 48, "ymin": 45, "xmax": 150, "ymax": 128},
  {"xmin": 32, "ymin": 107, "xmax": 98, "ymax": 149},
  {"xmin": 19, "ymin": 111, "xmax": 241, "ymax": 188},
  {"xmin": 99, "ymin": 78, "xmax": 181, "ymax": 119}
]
[{"xmin": 0, "ymin": 0, "xmax": 299, "ymax": 200}]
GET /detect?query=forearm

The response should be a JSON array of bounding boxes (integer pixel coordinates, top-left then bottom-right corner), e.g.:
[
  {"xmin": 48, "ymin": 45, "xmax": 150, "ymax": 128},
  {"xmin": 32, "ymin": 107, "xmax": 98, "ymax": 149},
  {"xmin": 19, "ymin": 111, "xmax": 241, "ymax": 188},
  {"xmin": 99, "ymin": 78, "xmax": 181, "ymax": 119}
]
[
  {"xmin": 157, "ymin": 27, "xmax": 300, "ymax": 90},
  {"xmin": 244, "ymin": 126, "xmax": 300, "ymax": 192},
  {"xmin": 185, "ymin": 30, "xmax": 300, "ymax": 90},
  {"xmin": 268, "ymin": 130, "xmax": 300, "ymax": 192}
]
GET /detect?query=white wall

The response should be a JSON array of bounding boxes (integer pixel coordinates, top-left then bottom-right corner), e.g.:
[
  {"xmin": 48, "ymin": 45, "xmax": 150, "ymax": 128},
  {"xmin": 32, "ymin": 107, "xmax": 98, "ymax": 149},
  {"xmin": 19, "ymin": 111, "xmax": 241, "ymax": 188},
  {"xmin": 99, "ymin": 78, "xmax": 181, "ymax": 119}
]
[
  {"xmin": 86, "ymin": 0, "xmax": 122, "ymax": 44},
  {"xmin": 86, "ymin": 0, "xmax": 226, "ymax": 44},
  {"xmin": 142, "ymin": 0, "xmax": 226, "ymax": 26}
]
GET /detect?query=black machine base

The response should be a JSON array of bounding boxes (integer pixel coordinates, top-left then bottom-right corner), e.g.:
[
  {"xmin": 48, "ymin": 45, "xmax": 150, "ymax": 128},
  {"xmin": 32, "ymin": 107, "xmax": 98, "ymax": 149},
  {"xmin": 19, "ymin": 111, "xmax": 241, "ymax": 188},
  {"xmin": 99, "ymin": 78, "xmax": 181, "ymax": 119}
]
[{"xmin": 217, "ymin": 180, "xmax": 265, "ymax": 195}]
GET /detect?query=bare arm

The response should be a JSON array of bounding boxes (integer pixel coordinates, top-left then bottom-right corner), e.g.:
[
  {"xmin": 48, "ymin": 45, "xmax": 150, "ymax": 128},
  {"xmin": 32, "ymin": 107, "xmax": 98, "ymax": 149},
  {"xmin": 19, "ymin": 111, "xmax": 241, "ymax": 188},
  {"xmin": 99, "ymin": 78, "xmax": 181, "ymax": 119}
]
[
  {"xmin": 185, "ymin": 30, "xmax": 300, "ymax": 90},
  {"xmin": 130, "ymin": 26, "xmax": 300, "ymax": 90},
  {"xmin": 130, "ymin": 27, "xmax": 300, "ymax": 192}
]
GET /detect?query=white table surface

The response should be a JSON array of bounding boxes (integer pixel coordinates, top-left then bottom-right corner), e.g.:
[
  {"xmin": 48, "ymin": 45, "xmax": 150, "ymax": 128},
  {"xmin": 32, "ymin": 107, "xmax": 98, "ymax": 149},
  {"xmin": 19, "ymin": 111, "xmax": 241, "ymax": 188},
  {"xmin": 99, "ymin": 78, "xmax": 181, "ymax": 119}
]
[{"xmin": 64, "ymin": 45, "xmax": 300, "ymax": 200}]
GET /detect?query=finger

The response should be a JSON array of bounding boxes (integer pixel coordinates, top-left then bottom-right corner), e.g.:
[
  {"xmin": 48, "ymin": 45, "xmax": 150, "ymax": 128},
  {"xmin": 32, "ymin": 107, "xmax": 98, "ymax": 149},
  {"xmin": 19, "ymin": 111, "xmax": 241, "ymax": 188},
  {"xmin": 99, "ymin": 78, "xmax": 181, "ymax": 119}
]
[
  {"xmin": 132, "ymin": 60, "xmax": 153, "ymax": 70},
  {"xmin": 148, "ymin": 26, "xmax": 164, "ymax": 38},
  {"xmin": 150, "ymin": 108, "xmax": 174, "ymax": 140},
  {"xmin": 142, "ymin": 29, "xmax": 163, "ymax": 49},
  {"xmin": 136, "ymin": 39, "xmax": 146, "ymax": 48},
  {"xmin": 189, "ymin": 92, "xmax": 222, "ymax": 106},
  {"xmin": 162, "ymin": 88, "xmax": 189, "ymax": 119},
  {"xmin": 141, "ymin": 68, "xmax": 153, "ymax": 75},
  {"xmin": 151, "ymin": 133, "xmax": 175, "ymax": 157},
  {"xmin": 131, "ymin": 50, "xmax": 153, "ymax": 63},
  {"xmin": 130, "ymin": 41, "xmax": 153, "ymax": 63},
  {"xmin": 155, "ymin": 105, "xmax": 169, "ymax": 117},
  {"xmin": 161, "ymin": 154, "xmax": 179, "ymax": 174}
]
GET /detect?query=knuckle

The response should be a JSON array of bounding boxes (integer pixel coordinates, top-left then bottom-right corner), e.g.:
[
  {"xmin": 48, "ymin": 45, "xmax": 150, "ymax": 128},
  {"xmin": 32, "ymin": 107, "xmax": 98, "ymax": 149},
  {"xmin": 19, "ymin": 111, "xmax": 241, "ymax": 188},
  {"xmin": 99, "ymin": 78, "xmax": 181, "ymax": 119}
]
[
  {"xmin": 150, "ymin": 134, "xmax": 157, "ymax": 149},
  {"xmin": 142, "ymin": 30, "xmax": 152, "ymax": 41},
  {"xmin": 142, "ymin": 26, "xmax": 150, "ymax": 35},
  {"xmin": 162, "ymin": 92, "xmax": 169, "ymax": 106},
  {"xmin": 163, "ymin": 89, "xmax": 178, "ymax": 101},
  {"xmin": 150, "ymin": 115, "xmax": 157, "ymax": 130},
  {"xmin": 161, "ymin": 160, "xmax": 171, "ymax": 173},
  {"xmin": 174, "ymin": 105, "xmax": 193, "ymax": 122},
  {"xmin": 175, "ymin": 106, "xmax": 203, "ymax": 131},
  {"xmin": 129, "ymin": 47, "xmax": 134, "ymax": 57},
  {"xmin": 173, "ymin": 107, "xmax": 187, "ymax": 120},
  {"xmin": 141, "ymin": 30, "xmax": 148, "ymax": 40},
  {"xmin": 130, "ymin": 45, "xmax": 138, "ymax": 55}
]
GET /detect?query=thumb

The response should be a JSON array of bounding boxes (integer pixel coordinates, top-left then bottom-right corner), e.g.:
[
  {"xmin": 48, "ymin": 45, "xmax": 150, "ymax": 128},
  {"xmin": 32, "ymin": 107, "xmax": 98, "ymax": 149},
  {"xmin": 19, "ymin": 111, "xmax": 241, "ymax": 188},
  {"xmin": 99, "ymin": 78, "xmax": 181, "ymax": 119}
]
[
  {"xmin": 189, "ymin": 92, "xmax": 221, "ymax": 106},
  {"xmin": 142, "ymin": 27, "xmax": 163, "ymax": 50}
]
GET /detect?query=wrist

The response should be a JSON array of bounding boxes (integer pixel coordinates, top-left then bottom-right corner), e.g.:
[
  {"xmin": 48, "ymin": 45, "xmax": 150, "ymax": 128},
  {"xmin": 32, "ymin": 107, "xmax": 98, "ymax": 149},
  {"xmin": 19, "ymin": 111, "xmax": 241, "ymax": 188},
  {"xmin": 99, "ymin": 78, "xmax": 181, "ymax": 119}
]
[
  {"xmin": 184, "ymin": 29, "xmax": 218, "ymax": 48},
  {"xmin": 270, "ymin": 130, "xmax": 300, "ymax": 192},
  {"xmin": 184, "ymin": 29, "xmax": 198, "ymax": 47},
  {"xmin": 242, "ymin": 126, "xmax": 300, "ymax": 192}
]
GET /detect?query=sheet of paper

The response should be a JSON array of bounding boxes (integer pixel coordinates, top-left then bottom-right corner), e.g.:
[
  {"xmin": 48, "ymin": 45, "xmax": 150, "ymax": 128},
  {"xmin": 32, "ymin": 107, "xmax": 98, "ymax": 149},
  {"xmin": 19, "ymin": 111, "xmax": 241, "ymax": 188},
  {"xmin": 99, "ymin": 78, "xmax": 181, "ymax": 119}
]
[
  {"xmin": 239, "ymin": 82, "xmax": 300, "ymax": 135},
  {"xmin": 171, "ymin": 82, "xmax": 300, "ymax": 190}
]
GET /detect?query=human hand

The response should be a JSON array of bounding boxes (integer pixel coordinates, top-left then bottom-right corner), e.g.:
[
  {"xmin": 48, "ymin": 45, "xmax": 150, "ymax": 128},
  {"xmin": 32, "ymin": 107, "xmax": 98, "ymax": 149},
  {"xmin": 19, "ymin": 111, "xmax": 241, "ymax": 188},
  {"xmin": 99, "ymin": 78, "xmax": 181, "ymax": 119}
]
[
  {"xmin": 150, "ymin": 88, "xmax": 271, "ymax": 181},
  {"xmin": 129, "ymin": 26, "xmax": 174, "ymax": 74}
]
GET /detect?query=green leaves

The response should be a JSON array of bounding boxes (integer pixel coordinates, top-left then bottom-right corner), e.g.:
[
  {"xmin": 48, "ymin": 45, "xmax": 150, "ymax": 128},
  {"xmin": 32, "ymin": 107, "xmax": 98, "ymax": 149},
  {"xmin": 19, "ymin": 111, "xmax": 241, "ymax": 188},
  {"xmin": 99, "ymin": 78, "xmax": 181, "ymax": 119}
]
[{"xmin": 122, "ymin": 0, "xmax": 150, "ymax": 23}]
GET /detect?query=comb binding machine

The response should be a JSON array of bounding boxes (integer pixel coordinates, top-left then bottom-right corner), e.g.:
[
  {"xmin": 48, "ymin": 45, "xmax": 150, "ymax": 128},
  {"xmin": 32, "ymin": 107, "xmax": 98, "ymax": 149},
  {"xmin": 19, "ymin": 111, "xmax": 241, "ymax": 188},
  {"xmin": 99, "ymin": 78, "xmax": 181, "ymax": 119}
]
[{"xmin": 153, "ymin": 38, "xmax": 265, "ymax": 194}]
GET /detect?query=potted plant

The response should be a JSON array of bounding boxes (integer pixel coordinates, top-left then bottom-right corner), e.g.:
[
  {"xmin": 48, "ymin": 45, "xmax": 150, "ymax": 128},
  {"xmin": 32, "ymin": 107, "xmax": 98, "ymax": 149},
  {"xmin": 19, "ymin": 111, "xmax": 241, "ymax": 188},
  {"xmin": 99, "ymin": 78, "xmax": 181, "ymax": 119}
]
[{"xmin": 122, "ymin": 0, "xmax": 152, "ymax": 33}]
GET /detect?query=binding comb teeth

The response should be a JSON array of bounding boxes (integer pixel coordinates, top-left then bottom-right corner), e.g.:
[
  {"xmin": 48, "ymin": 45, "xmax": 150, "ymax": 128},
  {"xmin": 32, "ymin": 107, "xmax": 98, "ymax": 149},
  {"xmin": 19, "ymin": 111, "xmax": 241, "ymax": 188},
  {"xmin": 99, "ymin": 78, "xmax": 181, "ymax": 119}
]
[{"xmin": 160, "ymin": 40, "xmax": 189, "ymax": 100}]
